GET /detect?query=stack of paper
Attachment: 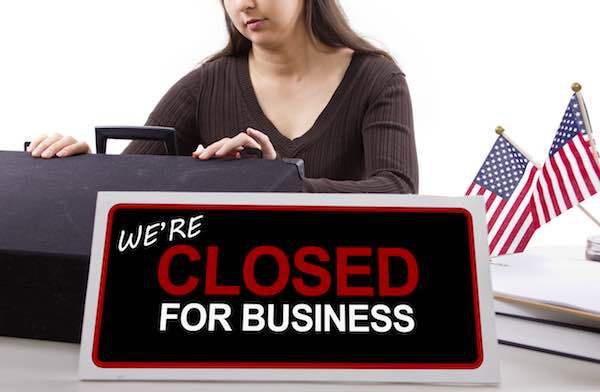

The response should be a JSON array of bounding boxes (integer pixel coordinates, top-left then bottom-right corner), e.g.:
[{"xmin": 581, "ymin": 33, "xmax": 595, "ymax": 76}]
[{"xmin": 490, "ymin": 247, "xmax": 600, "ymax": 363}]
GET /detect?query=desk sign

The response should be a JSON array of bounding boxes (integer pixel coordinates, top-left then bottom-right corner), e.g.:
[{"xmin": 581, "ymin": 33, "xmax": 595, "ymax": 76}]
[{"xmin": 79, "ymin": 192, "xmax": 499, "ymax": 383}]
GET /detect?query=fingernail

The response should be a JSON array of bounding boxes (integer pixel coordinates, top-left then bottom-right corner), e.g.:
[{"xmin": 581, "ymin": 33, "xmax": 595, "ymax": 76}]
[
  {"xmin": 26, "ymin": 146, "xmax": 31, "ymax": 152},
  {"xmin": 56, "ymin": 151, "xmax": 64, "ymax": 157}
]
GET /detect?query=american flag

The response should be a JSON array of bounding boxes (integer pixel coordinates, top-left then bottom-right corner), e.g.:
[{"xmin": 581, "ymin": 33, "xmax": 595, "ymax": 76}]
[
  {"xmin": 466, "ymin": 136, "xmax": 540, "ymax": 257},
  {"xmin": 532, "ymin": 94, "xmax": 600, "ymax": 224}
]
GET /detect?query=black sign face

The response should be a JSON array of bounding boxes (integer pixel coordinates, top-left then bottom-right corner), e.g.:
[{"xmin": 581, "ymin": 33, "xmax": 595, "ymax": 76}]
[{"xmin": 92, "ymin": 204, "xmax": 482, "ymax": 369}]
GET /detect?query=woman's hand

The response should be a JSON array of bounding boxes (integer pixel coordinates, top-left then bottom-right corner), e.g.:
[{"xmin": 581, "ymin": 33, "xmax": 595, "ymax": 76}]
[
  {"xmin": 192, "ymin": 128, "xmax": 277, "ymax": 160},
  {"xmin": 27, "ymin": 133, "xmax": 91, "ymax": 158}
]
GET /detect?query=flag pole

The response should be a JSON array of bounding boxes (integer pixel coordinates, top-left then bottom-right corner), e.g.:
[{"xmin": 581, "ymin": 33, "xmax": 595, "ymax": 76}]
[
  {"xmin": 571, "ymin": 82, "xmax": 600, "ymax": 171},
  {"xmin": 495, "ymin": 125, "xmax": 600, "ymax": 228}
]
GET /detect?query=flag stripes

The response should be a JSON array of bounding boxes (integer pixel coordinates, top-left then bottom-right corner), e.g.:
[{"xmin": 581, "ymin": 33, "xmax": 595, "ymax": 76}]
[
  {"xmin": 533, "ymin": 124, "xmax": 600, "ymax": 225},
  {"xmin": 467, "ymin": 161, "xmax": 539, "ymax": 257}
]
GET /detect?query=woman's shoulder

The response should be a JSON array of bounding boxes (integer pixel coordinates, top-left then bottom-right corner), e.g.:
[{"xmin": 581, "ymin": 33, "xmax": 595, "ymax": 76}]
[
  {"xmin": 352, "ymin": 51, "xmax": 408, "ymax": 99},
  {"xmin": 355, "ymin": 51, "xmax": 404, "ymax": 77},
  {"xmin": 195, "ymin": 55, "xmax": 240, "ymax": 77},
  {"xmin": 167, "ymin": 55, "xmax": 240, "ymax": 93}
]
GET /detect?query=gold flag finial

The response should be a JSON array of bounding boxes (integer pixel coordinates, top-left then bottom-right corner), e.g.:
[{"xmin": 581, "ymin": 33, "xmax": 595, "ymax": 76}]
[
  {"xmin": 572, "ymin": 82, "xmax": 582, "ymax": 93},
  {"xmin": 495, "ymin": 125, "xmax": 505, "ymax": 135}
]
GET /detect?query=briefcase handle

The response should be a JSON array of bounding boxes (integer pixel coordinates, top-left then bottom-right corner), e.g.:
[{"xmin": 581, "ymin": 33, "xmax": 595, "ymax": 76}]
[{"xmin": 95, "ymin": 126, "xmax": 178, "ymax": 155}]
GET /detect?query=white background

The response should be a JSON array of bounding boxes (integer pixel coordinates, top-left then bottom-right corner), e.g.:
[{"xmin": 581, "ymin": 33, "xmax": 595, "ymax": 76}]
[{"xmin": 1, "ymin": 0, "xmax": 600, "ymax": 248}]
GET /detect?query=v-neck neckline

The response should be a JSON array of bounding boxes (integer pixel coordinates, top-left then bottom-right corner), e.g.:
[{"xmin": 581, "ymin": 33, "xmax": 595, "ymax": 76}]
[{"xmin": 237, "ymin": 51, "xmax": 360, "ymax": 156}]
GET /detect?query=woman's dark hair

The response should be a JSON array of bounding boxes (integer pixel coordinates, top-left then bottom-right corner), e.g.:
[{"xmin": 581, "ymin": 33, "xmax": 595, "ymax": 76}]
[{"xmin": 205, "ymin": 0, "xmax": 393, "ymax": 62}]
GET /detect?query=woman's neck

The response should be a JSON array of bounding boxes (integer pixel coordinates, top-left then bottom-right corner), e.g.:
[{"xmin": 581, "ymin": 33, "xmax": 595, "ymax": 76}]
[{"xmin": 249, "ymin": 26, "xmax": 331, "ymax": 82}]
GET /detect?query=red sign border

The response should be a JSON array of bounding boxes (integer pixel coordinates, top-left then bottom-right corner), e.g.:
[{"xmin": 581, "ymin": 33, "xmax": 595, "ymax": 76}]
[{"xmin": 92, "ymin": 204, "xmax": 483, "ymax": 369}]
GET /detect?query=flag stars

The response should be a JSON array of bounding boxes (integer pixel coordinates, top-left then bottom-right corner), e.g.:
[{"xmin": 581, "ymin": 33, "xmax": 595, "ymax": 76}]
[{"xmin": 474, "ymin": 136, "xmax": 530, "ymax": 198}]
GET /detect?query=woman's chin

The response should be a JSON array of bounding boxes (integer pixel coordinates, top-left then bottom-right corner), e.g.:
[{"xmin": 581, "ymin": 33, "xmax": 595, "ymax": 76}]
[{"xmin": 248, "ymin": 37, "xmax": 285, "ymax": 51}]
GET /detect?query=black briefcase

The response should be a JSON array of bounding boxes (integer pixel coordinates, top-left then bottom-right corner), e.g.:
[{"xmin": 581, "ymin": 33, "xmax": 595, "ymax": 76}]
[{"xmin": 0, "ymin": 150, "xmax": 303, "ymax": 342}]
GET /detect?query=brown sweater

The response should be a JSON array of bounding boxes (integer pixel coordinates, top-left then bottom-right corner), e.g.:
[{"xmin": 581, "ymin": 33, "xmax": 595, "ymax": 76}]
[{"xmin": 122, "ymin": 52, "xmax": 418, "ymax": 193}]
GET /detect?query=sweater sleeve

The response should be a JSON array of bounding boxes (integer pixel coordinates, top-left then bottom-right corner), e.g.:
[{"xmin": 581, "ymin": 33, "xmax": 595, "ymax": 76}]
[
  {"xmin": 302, "ymin": 73, "xmax": 418, "ymax": 193},
  {"xmin": 121, "ymin": 72, "xmax": 201, "ymax": 156}
]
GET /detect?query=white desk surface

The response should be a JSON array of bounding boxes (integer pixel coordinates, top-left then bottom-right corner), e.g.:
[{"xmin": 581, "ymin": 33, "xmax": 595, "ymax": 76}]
[{"xmin": 0, "ymin": 336, "xmax": 598, "ymax": 392}]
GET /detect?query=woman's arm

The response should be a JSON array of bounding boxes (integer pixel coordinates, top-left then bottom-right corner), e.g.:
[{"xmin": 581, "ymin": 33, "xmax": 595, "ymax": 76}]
[
  {"xmin": 121, "ymin": 72, "xmax": 201, "ymax": 156},
  {"xmin": 303, "ymin": 73, "xmax": 418, "ymax": 193}
]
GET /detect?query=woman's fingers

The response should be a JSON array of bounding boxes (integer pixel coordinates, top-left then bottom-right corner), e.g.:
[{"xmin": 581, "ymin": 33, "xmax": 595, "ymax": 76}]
[
  {"xmin": 192, "ymin": 143, "xmax": 241, "ymax": 159},
  {"xmin": 215, "ymin": 133, "xmax": 261, "ymax": 157},
  {"xmin": 191, "ymin": 144, "xmax": 204, "ymax": 158},
  {"xmin": 28, "ymin": 133, "xmax": 91, "ymax": 158},
  {"xmin": 194, "ymin": 138, "xmax": 230, "ymax": 160},
  {"xmin": 30, "ymin": 133, "xmax": 63, "ymax": 157},
  {"xmin": 246, "ymin": 128, "xmax": 277, "ymax": 160},
  {"xmin": 193, "ymin": 128, "xmax": 277, "ymax": 161},
  {"xmin": 27, "ymin": 133, "xmax": 48, "ymax": 153},
  {"xmin": 41, "ymin": 135, "xmax": 77, "ymax": 158},
  {"xmin": 56, "ymin": 141, "xmax": 91, "ymax": 157}
]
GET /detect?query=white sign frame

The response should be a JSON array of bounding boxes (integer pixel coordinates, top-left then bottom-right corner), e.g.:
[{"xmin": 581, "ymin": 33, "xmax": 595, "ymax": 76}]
[{"xmin": 79, "ymin": 192, "xmax": 499, "ymax": 384}]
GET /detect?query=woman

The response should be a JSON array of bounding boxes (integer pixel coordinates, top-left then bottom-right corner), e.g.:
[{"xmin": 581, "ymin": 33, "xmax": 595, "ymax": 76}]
[{"xmin": 27, "ymin": 0, "xmax": 418, "ymax": 193}]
